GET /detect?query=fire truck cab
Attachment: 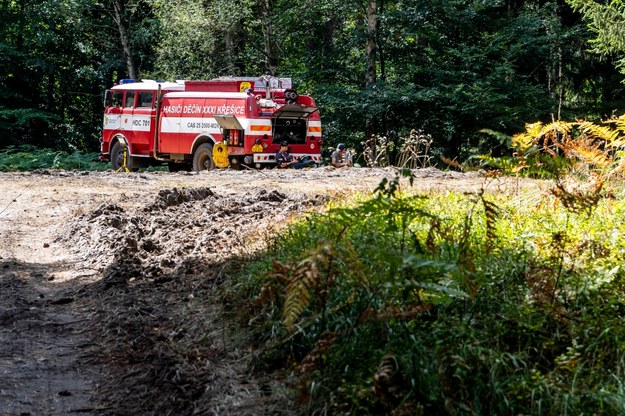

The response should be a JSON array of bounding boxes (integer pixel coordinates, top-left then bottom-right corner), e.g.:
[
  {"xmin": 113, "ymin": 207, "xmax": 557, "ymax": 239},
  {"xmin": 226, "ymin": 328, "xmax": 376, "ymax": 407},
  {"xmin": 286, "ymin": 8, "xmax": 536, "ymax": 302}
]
[{"xmin": 101, "ymin": 76, "xmax": 322, "ymax": 171}]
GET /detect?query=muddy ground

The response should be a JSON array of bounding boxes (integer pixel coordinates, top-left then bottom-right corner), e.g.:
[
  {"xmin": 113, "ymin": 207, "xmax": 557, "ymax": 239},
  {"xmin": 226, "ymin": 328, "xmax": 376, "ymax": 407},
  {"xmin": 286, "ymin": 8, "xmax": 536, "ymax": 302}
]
[{"xmin": 0, "ymin": 167, "xmax": 542, "ymax": 415}]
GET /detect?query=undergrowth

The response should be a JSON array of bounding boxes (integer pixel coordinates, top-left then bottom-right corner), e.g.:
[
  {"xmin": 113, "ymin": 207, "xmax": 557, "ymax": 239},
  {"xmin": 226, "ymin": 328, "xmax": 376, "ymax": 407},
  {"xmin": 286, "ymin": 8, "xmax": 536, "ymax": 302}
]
[
  {"xmin": 0, "ymin": 145, "xmax": 107, "ymax": 171},
  {"xmin": 226, "ymin": 167, "xmax": 625, "ymax": 415}
]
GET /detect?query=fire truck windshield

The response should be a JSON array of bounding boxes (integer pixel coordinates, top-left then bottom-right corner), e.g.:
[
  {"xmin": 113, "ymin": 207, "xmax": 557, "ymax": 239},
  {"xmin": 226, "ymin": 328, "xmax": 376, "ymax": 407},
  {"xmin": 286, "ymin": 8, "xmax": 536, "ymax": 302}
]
[{"xmin": 103, "ymin": 90, "xmax": 124, "ymax": 108}]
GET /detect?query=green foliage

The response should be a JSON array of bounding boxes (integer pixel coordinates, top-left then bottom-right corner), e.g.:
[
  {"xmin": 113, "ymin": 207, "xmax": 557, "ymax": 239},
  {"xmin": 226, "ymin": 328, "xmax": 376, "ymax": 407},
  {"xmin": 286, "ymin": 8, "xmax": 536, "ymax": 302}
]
[
  {"xmin": 228, "ymin": 169, "xmax": 625, "ymax": 414},
  {"xmin": 273, "ymin": 0, "xmax": 625, "ymax": 161},
  {"xmin": 0, "ymin": 145, "xmax": 107, "ymax": 171},
  {"xmin": 3, "ymin": 0, "xmax": 625, "ymax": 161},
  {"xmin": 567, "ymin": 0, "xmax": 625, "ymax": 72},
  {"xmin": 0, "ymin": 0, "xmax": 117, "ymax": 151}
]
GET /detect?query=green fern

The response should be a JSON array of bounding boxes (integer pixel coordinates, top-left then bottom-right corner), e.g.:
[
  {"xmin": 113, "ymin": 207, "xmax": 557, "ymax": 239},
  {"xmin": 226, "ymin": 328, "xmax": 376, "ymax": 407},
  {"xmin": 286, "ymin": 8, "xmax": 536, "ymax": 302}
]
[{"xmin": 480, "ymin": 194, "xmax": 501, "ymax": 254}]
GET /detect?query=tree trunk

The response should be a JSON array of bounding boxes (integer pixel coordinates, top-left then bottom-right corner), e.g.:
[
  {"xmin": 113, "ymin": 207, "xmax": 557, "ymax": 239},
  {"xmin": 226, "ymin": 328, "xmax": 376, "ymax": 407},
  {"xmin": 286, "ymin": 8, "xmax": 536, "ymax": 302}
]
[
  {"xmin": 546, "ymin": 7, "xmax": 562, "ymax": 121},
  {"xmin": 112, "ymin": 0, "xmax": 138, "ymax": 80},
  {"xmin": 378, "ymin": 0, "xmax": 386, "ymax": 133},
  {"xmin": 260, "ymin": 0, "xmax": 278, "ymax": 75},
  {"xmin": 365, "ymin": 0, "xmax": 377, "ymax": 87},
  {"xmin": 378, "ymin": 0, "xmax": 385, "ymax": 83},
  {"xmin": 365, "ymin": 0, "xmax": 378, "ymax": 142}
]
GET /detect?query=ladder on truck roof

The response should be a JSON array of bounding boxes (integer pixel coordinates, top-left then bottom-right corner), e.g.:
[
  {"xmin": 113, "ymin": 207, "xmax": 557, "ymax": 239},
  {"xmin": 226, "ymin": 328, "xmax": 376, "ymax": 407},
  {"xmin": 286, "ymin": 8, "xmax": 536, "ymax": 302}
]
[{"xmin": 209, "ymin": 76, "xmax": 292, "ymax": 90}]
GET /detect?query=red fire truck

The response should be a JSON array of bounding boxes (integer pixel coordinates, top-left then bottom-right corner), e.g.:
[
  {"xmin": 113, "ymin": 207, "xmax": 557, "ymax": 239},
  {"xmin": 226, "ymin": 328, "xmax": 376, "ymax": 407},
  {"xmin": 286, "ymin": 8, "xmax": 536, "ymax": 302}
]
[{"xmin": 100, "ymin": 76, "xmax": 322, "ymax": 171}]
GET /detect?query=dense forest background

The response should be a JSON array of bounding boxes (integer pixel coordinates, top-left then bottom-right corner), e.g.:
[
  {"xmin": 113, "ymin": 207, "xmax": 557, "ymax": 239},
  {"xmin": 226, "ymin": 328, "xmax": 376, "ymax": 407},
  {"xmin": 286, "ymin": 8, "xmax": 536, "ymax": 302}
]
[{"xmin": 2, "ymin": 0, "xmax": 625, "ymax": 163}]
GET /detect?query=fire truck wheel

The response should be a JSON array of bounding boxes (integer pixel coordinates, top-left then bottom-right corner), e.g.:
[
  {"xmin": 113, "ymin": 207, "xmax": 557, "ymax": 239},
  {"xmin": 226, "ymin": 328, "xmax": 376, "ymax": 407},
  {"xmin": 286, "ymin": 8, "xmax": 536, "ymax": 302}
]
[
  {"xmin": 192, "ymin": 143, "xmax": 215, "ymax": 171},
  {"xmin": 110, "ymin": 141, "xmax": 137, "ymax": 172}
]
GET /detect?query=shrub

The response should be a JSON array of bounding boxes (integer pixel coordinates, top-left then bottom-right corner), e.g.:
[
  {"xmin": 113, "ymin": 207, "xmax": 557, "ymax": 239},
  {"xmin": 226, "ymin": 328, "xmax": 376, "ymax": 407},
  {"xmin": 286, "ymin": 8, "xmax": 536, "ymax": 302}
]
[
  {"xmin": 0, "ymin": 145, "xmax": 107, "ymax": 171},
  {"xmin": 228, "ymin": 169, "xmax": 625, "ymax": 415}
]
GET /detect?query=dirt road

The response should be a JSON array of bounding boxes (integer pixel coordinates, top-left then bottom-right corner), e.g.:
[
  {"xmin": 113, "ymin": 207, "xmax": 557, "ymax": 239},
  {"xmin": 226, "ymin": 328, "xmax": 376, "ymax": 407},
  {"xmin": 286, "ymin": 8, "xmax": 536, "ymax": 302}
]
[{"xmin": 0, "ymin": 167, "xmax": 536, "ymax": 415}]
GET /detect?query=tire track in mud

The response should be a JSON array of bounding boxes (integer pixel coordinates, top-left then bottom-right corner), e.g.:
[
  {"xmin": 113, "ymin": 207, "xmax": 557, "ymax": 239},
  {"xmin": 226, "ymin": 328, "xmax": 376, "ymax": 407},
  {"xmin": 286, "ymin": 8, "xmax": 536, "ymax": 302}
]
[
  {"xmin": 0, "ymin": 266, "xmax": 99, "ymax": 415},
  {"xmin": 57, "ymin": 187, "xmax": 329, "ymax": 415},
  {"xmin": 0, "ymin": 180, "xmax": 101, "ymax": 415}
]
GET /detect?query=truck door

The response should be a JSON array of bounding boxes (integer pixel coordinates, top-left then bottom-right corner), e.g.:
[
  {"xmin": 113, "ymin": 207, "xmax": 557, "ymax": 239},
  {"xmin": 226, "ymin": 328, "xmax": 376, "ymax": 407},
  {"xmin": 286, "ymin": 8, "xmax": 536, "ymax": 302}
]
[
  {"xmin": 120, "ymin": 90, "xmax": 136, "ymax": 150},
  {"xmin": 178, "ymin": 97, "xmax": 208, "ymax": 155},
  {"xmin": 131, "ymin": 90, "xmax": 154, "ymax": 155}
]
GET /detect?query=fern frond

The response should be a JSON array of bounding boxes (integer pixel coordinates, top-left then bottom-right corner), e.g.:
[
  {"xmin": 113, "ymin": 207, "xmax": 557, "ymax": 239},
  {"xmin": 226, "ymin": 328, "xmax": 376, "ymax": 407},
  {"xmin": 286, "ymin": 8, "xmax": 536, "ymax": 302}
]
[
  {"xmin": 527, "ymin": 121, "xmax": 545, "ymax": 138},
  {"xmin": 308, "ymin": 244, "xmax": 333, "ymax": 271},
  {"xmin": 283, "ymin": 257, "xmax": 318, "ymax": 331},
  {"xmin": 257, "ymin": 260, "xmax": 292, "ymax": 306},
  {"xmin": 373, "ymin": 352, "xmax": 403, "ymax": 402},
  {"xmin": 425, "ymin": 219, "xmax": 441, "ymax": 254},
  {"xmin": 282, "ymin": 245, "xmax": 335, "ymax": 332},
  {"xmin": 441, "ymin": 156, "xmax": 461, "ymax": 169},
  {"xmin": 511, "ymin": 131, "xmax": 535, "ymax": 154},
  {"xmin": 511, "ymin": 121, "xmax": 572, "ymax": 155},
  {"xmin": 480, "ymin": 195, "xmax": 501, "ymax": 254},
  {"xmin": 609, "ymin": 114, "xmax": 625, "ymax": 135},
  {"xmin": 551, "ymin": 176, "xmax": 604, "ymax": 216},
  {"xmin": 606, "ymin": 155, "xmax": 625, "ymax": 180},
  {"xmin": 540, "ymin": 122, "xmax": 572, "ymax": 155},
  {"xmin": 562, "ymin": 135, "xmax": 612, "ymax": 169},
  {"xmin": 459, "ymin": 213, "xmax": 476, "ymax": 274},
  {"xmin": 541, "ymin": 120, "xmax": 572, "ymax": 137},
  {"xmin": 577, "ymin": 120, "xmax": 620, "ymax": 143}
]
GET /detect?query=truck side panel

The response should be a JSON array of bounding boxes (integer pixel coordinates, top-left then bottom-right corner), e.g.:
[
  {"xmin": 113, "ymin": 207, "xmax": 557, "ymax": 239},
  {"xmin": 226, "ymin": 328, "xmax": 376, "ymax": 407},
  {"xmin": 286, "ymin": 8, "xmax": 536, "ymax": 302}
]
[
  {"xmin": 158, "ymin": 96, "xmax": 183, "ymax": 153},
  {"xmin": 159, "ymin": 96, "xmax": 249, "ymax": 155}
]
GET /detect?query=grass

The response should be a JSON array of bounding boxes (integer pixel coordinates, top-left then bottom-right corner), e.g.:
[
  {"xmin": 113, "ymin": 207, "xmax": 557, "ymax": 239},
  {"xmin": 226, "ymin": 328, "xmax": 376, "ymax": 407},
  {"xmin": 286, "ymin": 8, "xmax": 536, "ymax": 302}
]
[
  {"xmin": 0, "ymin": 145, "xmax": 170, "ymax": 172},
  {"xmin": 0, "ymin": 145, "xmax": 108, "ymax": 171},
  {"xmin": 225, "ymin": 170, "xmax": 625, "ymax": 415}
]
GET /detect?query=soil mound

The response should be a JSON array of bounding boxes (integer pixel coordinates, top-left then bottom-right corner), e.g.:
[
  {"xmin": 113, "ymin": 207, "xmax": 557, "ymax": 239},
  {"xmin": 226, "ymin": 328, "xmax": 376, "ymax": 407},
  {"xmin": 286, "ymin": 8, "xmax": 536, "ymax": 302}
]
[{"xmin": 55, "ymin": 187, "xmax": 329, "ymax": 414}]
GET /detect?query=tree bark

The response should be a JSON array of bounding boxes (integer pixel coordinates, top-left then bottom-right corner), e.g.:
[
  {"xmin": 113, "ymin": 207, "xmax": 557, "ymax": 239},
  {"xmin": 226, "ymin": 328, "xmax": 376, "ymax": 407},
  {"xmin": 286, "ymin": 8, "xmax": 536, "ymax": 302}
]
[
  {"xmin": 112, "ymin": 0, "xmax": 139, "ymax": 80},
  {"xmin": 377, "ymin": 0, "xmax": 385, "ymax": 83},
  {"xmin": 365, "ymin": 0, "xmax": 377, "ymax": 87},
  {"xmin": 365, "ymin": 0, "xmax": 378, "ymax": 141}
]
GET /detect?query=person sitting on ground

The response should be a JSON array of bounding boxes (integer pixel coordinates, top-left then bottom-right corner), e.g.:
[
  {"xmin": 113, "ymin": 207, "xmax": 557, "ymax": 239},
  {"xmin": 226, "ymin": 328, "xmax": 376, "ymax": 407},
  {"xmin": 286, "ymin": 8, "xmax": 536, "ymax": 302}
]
[
  {"xmin": 275, "ymin": 141, "xmax": 315, "ymax": 169},
  {"xmin": 331, "ymin": 143, "xmax": 353, "ymax": 168}
]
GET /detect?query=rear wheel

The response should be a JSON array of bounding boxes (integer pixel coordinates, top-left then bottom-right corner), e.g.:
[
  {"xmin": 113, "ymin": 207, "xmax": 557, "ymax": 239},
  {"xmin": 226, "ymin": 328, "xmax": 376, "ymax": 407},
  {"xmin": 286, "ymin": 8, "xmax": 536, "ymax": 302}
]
[
  {"xmin": 192, "ymin": 143, "xmax": 215, "ymax": 171},
  {"xmin": 111, "ymin": 141, "xmax": 136, "ymax": 172}
]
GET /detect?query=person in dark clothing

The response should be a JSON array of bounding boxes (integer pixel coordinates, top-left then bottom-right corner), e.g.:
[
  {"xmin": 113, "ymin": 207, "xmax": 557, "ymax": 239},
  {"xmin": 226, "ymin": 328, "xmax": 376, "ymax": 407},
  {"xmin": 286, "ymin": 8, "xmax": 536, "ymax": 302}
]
[
  {"xmin": 331, "ymin": 143, "xmax": 353, "ymax": 168},
  {"xmin": 275, "ymin": 141, "xmax": 315, "ymax": 169}
]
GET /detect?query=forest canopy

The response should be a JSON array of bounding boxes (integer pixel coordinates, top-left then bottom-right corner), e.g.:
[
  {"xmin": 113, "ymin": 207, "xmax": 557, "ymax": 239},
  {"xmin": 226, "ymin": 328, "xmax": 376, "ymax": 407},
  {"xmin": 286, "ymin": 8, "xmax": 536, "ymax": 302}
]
[{"xmin": 2, "ymin": 0, "xmax": 625, "ymax": 163}]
